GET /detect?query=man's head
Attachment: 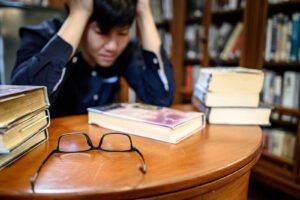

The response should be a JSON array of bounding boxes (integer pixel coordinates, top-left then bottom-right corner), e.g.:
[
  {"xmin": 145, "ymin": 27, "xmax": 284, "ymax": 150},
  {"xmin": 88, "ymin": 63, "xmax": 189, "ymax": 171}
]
[{"xmin": 81, "ymin": 0, "xmax": 137, "ymax": 68}]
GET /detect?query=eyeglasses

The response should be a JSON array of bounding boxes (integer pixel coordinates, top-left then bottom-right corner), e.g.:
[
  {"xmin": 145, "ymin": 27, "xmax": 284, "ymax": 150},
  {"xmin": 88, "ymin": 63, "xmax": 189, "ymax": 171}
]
[{"xmin": 31, "ymin": 132, "xmax": 147, "ymax": 192}]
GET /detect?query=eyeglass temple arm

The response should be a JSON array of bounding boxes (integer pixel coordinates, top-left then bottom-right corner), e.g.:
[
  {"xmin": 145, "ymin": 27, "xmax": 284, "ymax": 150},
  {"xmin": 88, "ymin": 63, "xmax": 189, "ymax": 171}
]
[
  {"xmin": 30, "ymin": 149, "xmax": 58, "ymax": 192},
  {"xmin": 133, "ymin": 147, "xmax": 147, "ymax": 174}
]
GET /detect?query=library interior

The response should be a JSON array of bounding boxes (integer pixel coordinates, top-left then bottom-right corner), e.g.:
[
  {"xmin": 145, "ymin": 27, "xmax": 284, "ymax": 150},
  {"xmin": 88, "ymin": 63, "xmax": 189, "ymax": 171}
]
[{"xmin": 0, "ymin": 0, "xmax": 300, "ymax": 199}]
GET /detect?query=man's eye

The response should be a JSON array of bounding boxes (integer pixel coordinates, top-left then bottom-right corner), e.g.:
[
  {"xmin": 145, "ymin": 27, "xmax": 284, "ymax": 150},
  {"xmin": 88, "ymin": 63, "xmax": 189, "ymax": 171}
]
[
  {"xmin": 96, "ymin": 30, "xmax": 102, "ymax": 34},
  {"xmin": 94, "ymin": 28, "xmax": 103, "ymax": 35},
  {"xmin": 119, "ymin": 31, "xmax": 129, "ymax": 36}
]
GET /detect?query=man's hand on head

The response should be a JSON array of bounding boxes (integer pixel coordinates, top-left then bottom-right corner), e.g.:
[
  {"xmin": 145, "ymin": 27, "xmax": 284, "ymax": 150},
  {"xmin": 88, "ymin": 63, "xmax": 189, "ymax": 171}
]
[
  {"xmin": 65, "ymin": 0, "xmax": 93, "ymax": 18},
  {"xmin": 136, "ymin": 0, "xmax": 151, "ymax": 17}
]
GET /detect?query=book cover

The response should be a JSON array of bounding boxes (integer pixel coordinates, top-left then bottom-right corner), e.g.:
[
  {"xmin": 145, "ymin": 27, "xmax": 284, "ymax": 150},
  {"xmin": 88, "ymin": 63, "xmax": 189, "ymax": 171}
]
[
  {"xmin": 196, "ymin": 67, "xmax": 264, "ymax": 93},
  {"xmin": 0, "ymin": 85, "xmax": 49, "ymax": 129},
  {"xmin": 0, "ymin": 85, "xmax": 46, "ymax": 98},
  {"xmin": 192, "ymin": 97, "xmax": 272, "ymax": 125},
  {"xmin": 193, "ymin": 84, "xmax": 260, "ymax": 107},
  {"xmin": 0, "ymin": 129, "xmax": 48, "ymax": 171},
  {"xmin": 0, "ymin": 109, "xmax": 50, "ymax": 154},
  {"xmin": 88, "ymin": 103, "xmax": 205, "ymax": 144}
]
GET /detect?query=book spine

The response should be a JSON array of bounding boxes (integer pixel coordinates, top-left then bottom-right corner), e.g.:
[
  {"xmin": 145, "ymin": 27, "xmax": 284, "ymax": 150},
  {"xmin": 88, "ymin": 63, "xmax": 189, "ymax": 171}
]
[
  {"xmin": 220, "ymin": 22, "xmax": 243, "ymax": 61},
  {"xmin": 290, "ymin": 12, "xmax": 300, "ymax": 62},
  {"xmin": 273, "ymin": 75, "xmax": 282, "ymax": 105},
  {"xmin": 265, "ymin": 19, "xmax": 273, "ymax": 62},
  {"xmin": 196, "ymin": 71, "xmax": 212, "ymax": 90},
  {"xmin": 270, "ymin": 16, "xmax": 278, "ymax": 61},
  {"xmin": 262, "ymin": 70, "xmax": 275, "ymax": 104},
  {"xmin": 282, "ymin": 71, "xmax": 300, "ymax": 108},
  {"xmin": 192, "ymin": 96, "xmax": 210, "ymax": 116},
  {"xmin": 193, "ymin": 85, "xmax": 207, "ymax": 104}
]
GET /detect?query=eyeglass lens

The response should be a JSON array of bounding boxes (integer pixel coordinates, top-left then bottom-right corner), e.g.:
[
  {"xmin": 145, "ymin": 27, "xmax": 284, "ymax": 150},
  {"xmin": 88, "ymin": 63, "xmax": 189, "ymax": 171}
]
[
  {"xmin": 58, "ymin": 134, "xmax": 91, "ymax": 152},
  {"xmin": 100, "ymin": 134, "xmax": 132, "ymax": 151}
]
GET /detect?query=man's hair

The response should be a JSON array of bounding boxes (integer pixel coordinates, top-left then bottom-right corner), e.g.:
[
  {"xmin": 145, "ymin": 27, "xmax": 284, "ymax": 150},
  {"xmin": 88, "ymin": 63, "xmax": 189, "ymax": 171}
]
[{"xmin": 91, "ymin": 0, "xmax": 137, "ymax": 34}]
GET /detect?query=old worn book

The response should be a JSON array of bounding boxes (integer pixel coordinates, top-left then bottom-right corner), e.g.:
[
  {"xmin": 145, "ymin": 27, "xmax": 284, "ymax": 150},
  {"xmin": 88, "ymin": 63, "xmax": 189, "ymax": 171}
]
[
  {"xmin": 192, "ymin": 97, "xmax": 271, "ymax": 125},
  {"xmin": 196, "ymin": 67, "xmax": 264, "ymax": 93},
  {"xmin": 0, "ymin": 109, "xmax": 50, "ymax": 154},
  {"xmin": 88, "ymin": 103, "xmax": 205, "ymax": 144},
  {"xmin": 193, "ymin": 84, "xmax": 260, "ymax": 107},
  {"xmin": 0, "ymin": 129, "xmax": 48, "ymax": 170},
  {"xmin": 0, "ymin": 85, "xmax": 49, "ymax": 129}
]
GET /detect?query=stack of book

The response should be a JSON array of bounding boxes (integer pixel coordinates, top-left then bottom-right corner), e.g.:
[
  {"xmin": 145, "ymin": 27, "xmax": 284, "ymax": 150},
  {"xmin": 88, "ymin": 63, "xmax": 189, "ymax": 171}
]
[
  {"xmin": 192, "ymin": 67, "xmax": 272, "ymax": 125},
  {"xmin": 0, "ymin": 85, "xmax": 50, "ymax": 170}
]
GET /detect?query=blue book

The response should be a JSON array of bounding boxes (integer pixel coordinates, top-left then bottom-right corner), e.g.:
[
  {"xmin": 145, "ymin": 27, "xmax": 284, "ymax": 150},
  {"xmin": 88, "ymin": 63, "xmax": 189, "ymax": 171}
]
[{"xmin": 290, "ymin": 13, "xmax": 300, "ymax": 62}]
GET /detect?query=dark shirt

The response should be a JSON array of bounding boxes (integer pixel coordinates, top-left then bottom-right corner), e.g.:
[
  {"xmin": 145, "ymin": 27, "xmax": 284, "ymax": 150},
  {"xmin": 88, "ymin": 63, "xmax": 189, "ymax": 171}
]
[{"xmin": 11, "ymin": 19, "xmax": 174, "ymax": 117}]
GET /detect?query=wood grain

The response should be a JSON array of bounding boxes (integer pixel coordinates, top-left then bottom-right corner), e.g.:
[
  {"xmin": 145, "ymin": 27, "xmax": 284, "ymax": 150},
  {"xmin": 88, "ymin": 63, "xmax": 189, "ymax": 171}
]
[{"xmin": 0, "ymin": 105, "xmax": 262, "ymax": 199}]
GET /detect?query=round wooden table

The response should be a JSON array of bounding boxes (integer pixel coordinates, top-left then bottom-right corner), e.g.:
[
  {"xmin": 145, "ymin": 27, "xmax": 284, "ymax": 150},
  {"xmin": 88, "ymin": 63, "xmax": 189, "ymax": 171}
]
[{"xmin": 0, "ymin": 106, "xmax": 262, "ymax": 200}]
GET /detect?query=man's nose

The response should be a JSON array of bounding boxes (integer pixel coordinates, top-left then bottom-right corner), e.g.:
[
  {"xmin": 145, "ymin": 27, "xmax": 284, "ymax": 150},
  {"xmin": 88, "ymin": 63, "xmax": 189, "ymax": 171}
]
[{"xmin": 105, "ymin": 37, "xmax": 118, "ymax": 51}]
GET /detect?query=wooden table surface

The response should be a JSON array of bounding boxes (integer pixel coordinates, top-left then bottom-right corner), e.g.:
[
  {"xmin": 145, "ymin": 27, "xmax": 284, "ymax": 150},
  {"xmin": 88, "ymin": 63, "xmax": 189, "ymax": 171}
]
[{"xmin": 0, "ymin": 104, "xmax": 262, "ymax": 200}]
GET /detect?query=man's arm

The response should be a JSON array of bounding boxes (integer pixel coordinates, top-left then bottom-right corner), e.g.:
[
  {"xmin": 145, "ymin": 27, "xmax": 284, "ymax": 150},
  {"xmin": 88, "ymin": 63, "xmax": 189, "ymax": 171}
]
[
  {"xmin": 58, "ymin": 0, "xmax": 93, "ymax": 57},
  {"xmin": 136, "ymin": 0, "xmax": 161, "ymax": 55},
  {"xmin": 135, "ymin": 0, "xmax": 170, "ymax": 91},
  {"xmin": 11, "ymin": 0, "xmax": 93, "ymax": 97}
]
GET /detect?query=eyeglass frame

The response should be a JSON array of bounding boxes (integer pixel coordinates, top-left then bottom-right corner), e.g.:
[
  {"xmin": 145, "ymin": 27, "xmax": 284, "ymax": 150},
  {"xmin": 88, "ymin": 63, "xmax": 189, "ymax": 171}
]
[{"xmin": 30, "ymin": 132, "xmax": 147, "ymax": 192}]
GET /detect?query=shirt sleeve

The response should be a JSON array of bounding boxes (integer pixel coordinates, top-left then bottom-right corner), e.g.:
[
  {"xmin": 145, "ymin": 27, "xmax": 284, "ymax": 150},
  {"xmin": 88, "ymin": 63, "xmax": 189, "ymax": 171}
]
[
  {"xmin": 11, "ymin": 29, "xmax": 72, "ymax": 97},
  {"xmin": 122, "ymin": 42, "xmax": 175, "ymax": 107}
]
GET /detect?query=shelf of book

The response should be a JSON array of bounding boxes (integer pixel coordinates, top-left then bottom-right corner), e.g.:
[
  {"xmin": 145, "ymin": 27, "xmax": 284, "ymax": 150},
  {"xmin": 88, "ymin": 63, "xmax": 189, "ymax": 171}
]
[
  {"xmin": 209, "ymin": 58, "xmax": 240, "ymax": 66},
  {"xmin": 159, "ymin": 0, "xmax": 300, "ymax": 195},
  {"xmin": 249, "ymin": 0, "xmax": 300, "ymax": 195},
  {"xmin": 177, "ymin": 0, "xmax": 300, "ymax": 196},
  {"xmin": 184, "ymin": 58, "xmax": 201, "ymax": 65},
  {"xmin": 186, "ymin": 16, "xmax": 202, "ymax": 24},
  {"xmin": 262, "ymin": 151, "xmax": 294, "ymax": 169},
  {"xmin": 211, "ymin": 8, "xmax": 244, "ymax": 23},
  {"xmin": 264, "ymin": 62, "xmax": 300, "ymax": 72},
  {"xmin": 253, "ymin": 159, "xmax": 295, "ymax": 183},
  {"xmin": 271, "ymin": 119, "xmax": 298, "ymax": 129},
  {"xmin": 268, "ymin": 0, "xmax": 300, "ymax": 15},
  {"xmin": 156, "ymin": 20, "xmax": 171, "ymax": 29},
  {"xmin": 273, "ymin": 106, "xmax": 300, "ymax": 117}
]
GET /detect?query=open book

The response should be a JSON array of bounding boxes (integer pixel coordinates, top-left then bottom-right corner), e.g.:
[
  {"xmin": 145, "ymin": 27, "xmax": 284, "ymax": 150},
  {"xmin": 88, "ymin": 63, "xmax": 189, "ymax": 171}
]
[{"xmin": 88, "ymin": 103, "xmax": 205, "ymax": 144}]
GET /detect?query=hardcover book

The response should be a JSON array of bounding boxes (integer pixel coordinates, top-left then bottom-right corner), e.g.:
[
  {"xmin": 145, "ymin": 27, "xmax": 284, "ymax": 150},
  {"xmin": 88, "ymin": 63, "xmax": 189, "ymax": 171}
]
[
  {"xmin": 0, "ymin": 109, "xmax": 50, "ymax": 154},
  {"xmin": 0, "ymin": 129, "xmax": 48, "ymax": 170},
  {"xmin": 193, "ymin": 84, "xmax": 260, "ymax": 107},
  {"xmin": 196, "ymin": 67, "xmax": 264, "ymax": 93},
  {"xmin": 0, "ymin": 85, "xmax": 49, "ymax": 129},
  {"xmin": 88, "ymin": 103, "xmax": 205, "ymax": 144},
  {"xmin": 192, "ymin": 97, "xmax": 271, "ymax": 125}
]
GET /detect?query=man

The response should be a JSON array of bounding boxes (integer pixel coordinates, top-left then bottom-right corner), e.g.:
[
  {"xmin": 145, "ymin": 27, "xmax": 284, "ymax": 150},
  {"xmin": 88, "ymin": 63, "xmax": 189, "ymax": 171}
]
[{"xmin": 11, "ymin": 0, "xmax": 174, "ymax": 117}]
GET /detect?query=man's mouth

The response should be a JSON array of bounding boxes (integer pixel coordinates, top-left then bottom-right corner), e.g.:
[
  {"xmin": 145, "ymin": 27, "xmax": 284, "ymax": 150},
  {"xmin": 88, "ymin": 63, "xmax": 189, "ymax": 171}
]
[{"xmin": 100, "ymin": 55, "xmax": 115, "ymax": 62}]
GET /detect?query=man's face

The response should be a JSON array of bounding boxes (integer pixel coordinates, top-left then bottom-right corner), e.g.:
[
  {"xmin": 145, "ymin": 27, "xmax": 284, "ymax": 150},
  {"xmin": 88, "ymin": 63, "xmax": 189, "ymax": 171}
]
[{"xmin": 82, "ymin": 21, "xmax": 130, "ymax": 67}]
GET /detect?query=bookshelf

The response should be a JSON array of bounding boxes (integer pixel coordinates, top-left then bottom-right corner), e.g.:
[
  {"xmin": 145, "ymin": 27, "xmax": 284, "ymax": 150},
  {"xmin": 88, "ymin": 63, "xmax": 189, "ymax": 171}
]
[
  {"xmin": 163, "ymin": 0, "xmax": 300, "ymax": 197},
  {"xmin": 240, "ymin": 0, "xmax": 300, "ymax": 197},
  {"xmin": 173, "ymin": 0, "xmax": 247, "ymax": 103}
]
